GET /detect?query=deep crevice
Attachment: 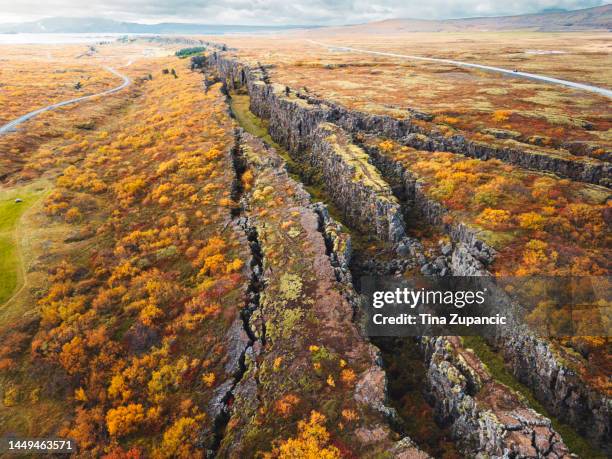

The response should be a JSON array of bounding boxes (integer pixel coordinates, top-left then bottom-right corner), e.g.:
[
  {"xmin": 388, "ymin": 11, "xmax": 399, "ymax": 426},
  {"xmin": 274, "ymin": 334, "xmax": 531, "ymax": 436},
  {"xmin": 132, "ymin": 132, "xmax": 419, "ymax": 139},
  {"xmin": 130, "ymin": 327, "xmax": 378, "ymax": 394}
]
[
  {"xmin": 225, "ymin": 78, "xmax": 462, "ymax": 458},
  {"xmin": 203, "ymin": 48, "xmax": 608, "ymax": 458},
  {"xmin": 206, "ymin": 130, "xmax": 266, "ymax": 458}
]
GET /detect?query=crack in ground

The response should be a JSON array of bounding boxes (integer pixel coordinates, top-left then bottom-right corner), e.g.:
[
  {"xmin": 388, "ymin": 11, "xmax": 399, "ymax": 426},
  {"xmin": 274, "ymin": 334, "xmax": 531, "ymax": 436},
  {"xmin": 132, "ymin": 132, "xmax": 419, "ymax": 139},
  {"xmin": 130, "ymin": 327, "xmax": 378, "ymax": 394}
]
[{"xmin": 205, "ymin": 130, "xmax": 265, "ymax": 458}]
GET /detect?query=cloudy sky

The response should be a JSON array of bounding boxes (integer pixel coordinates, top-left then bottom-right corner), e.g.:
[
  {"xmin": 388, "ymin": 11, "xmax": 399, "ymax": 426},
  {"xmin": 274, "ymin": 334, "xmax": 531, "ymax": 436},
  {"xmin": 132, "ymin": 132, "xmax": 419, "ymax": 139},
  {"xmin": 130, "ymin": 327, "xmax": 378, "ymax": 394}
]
[{"xmin": 0, "ymin": 0, "xmax": 608, "ymax": 25}]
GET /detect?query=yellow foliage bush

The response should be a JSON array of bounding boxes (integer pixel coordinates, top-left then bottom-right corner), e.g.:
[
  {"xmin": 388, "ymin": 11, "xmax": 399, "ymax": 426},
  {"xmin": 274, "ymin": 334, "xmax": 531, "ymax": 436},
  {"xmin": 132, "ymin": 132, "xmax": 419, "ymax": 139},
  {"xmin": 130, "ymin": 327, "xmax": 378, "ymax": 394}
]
[
  {"xmin": 264, "ymin": 411, "xmax": 340, "ymax": 459},
  {"xmin": 154, "ymin": 416, "xmax": 204, "ymax": 459},
  {"xmin": 225, "ymin": 258, "xmax": 244, "ymax": 274},
  {"xmin": 516, "ymin": 239, "xmax": 558, "ymax": 275},
  {"xmin": 378, "ymin": 140, "xmax": 395, "ymax": 152},
  {"xmin": 517, "ymin": 212, "xmax": 546, "ymax": 231},
  {"xmin": 492, "ymin": 109, "xmax": 511, "ymax": 123},
  {"xmin": 201, "ymin": 372, "xmax": 216, "ymax": 387},
  {"xmin": 476, "ymin": 208, "xmax": 511, "ymax": 229},
  {"xmin": 106, "ymin": 403, "xmax": 145, "ymax": 437}
]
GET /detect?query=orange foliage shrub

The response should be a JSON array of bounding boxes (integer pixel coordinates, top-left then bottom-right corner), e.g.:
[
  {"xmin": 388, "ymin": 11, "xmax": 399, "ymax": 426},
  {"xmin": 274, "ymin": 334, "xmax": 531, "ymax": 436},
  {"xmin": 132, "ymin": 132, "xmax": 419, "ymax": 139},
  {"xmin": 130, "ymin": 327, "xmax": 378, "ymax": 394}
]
[
  {"xmin": 477, "ymin": 208, "xmax": 511, "ymax": 229},
  {"xmin": 275, "ymin": 394, "xmax": 300, "ymax": 417},
  {"xmin": 492, "ymin": 109, "xmax": 511, "ymax": 123},
  {"xmin": 264, "ymin": 411, "xmax": 340, "ymax": 459},
  {"xmin": 106, "ymin": 404, "xmax": 146, "ymax": 437},
  {"xmin": 517, "ymin": 212, "xmax": 546, "ymax": 231}
]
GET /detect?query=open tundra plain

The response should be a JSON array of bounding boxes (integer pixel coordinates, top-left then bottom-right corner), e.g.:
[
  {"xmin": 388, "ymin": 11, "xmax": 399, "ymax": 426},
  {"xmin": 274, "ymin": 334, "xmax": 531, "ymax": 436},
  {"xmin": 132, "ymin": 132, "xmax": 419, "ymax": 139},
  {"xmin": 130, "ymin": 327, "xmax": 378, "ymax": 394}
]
[{"xmin": 0, "ymin": 28, "xmax": 610, "ymax": 459}]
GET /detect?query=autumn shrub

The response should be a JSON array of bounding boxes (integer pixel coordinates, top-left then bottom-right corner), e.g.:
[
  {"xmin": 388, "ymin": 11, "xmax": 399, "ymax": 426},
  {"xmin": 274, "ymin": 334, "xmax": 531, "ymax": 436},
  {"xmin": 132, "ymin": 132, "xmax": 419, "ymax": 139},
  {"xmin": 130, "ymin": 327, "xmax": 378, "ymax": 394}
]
[
  {"xmin": 64, "ymin": 207, "xmax": 82, "ymax": 223},
  {"xmin": 106, "ymin": 404, "xmax": 146, "ymax": 437},
  {"xmin": 264, "ymin": 411, "xmax": 340, "ymax": 459},
  {"xmin": 492, "ymin": 109, "xmax": 511, "ymax": 123},
  {"xmin": 436, "ymin": 115, "xmax": 460, "ymax": 125},
  {"xmin": 516, "ymin": 240, "xmax": 558, "ymax": 275},
  {"xmin": 476, "ymin": 208, "xmax": 511, "ymax": 229},
  {"xmin": 275, "ymin": 394, "xmax": 300, "ymax": 417},
  {"xmin": 154, "ymin": 416, "xmax": 205, "ymax": 458},
  {"xmin": 517, "ymin": 212, "xmax": 546, "ymax": 231},
  {"xmin": 378, "ymin": 139, "xmax": 395, "ymax": 153}
]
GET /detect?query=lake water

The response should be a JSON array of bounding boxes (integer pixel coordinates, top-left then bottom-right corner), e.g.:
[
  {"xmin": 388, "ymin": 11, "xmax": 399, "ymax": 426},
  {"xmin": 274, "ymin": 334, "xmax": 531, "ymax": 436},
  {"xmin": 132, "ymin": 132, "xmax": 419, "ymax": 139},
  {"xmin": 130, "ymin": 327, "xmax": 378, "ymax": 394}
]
[{"xmin": 0, "ymin": 33, "xmax": 152, "ymax": 44}]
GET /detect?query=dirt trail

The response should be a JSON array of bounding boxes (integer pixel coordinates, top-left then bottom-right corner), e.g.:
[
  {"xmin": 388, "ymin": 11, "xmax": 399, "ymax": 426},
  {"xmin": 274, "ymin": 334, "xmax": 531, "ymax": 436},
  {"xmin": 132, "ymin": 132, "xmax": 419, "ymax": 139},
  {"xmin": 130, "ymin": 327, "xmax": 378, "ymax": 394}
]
[
  {"xmin": 0, "ymin": 66, "xmax": 131, "ymax": 135},
  {"xmin": 307, "ymin": 39, "xmax": 612, "ymax": 98}
]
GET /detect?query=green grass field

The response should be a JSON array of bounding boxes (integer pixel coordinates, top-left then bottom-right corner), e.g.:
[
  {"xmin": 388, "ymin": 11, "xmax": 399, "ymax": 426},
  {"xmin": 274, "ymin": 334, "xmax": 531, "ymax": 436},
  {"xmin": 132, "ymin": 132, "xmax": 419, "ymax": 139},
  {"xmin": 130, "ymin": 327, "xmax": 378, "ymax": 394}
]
[{"xmin": 0, "ymin": 187, "xmax": 42, "ymax": 305}]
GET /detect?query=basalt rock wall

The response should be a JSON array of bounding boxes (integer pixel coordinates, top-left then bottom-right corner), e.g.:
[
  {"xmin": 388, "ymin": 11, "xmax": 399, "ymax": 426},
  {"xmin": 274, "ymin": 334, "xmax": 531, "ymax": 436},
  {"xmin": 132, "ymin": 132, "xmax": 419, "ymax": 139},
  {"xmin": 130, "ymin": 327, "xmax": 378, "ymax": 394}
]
[
  {"xmin": 363, "ymin": 142, "xmax": 495, "ymax": 276},
  {"xmin": 208, "ymin": 52, "xmax": 407, "ymax": 243},
  {"xmin": 493, "ymin": 333, "xmax": 611, "ymax": 451},
  {"xmin": 420, "ymin": 337, "xmax": 571, "ymax": 458},
  {"xmin": 207, "ymin": 51, "xmax": 612, "ymax": 188},
  {"xmin": 206, "ymin": 51, "xmax": 610, "ymax": 453},
  {"xmin": 362, "ymin": 142, "xmax": 611, "ymax": 451}
]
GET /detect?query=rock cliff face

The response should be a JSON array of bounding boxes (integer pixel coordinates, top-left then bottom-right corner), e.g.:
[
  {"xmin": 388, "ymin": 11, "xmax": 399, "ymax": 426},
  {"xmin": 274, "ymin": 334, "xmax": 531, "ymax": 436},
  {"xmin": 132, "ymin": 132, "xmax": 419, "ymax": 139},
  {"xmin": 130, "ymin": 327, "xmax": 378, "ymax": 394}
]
[
  {"xmin": 207, "ymin": 51, "xmax": 611, "ymax": 188},
  {"xmin": 210, "ymin": 53, "xmax": 407, "ymax": 244},
  {"xmin": 310, "ymin": 124, "xmax": 406, "ymax": 242},
  {"xmin": 208, "ymin": 52, "xmax": 612, "ymax": 189},
  {"xmin": 302, "ymin": 94, "xmax": 611, "ymax": 188},
  {"xmin": 362, "ymin": 141, "xmax": 611, "ymax": 451},
  {"xmin": 204, "ymin": 51, "xmax": 609, "ymax": 454},
  {"xmin": 493, "ymin": 333, "xmax": 611, "ymax": 450},
  {"xmin": 362, "ymin": 142, "xmax": 496, "ymax": 276},
  {"xmin": 399, "ymin": 132, "xmax": 611, "ymax": 188},
  {"xmin": 420, "ymin": 337, "xmax": 571, "ymax": 458},
  {"xmin": 217, "ymin": 130, "xmax": 429, "ymax": 458}
]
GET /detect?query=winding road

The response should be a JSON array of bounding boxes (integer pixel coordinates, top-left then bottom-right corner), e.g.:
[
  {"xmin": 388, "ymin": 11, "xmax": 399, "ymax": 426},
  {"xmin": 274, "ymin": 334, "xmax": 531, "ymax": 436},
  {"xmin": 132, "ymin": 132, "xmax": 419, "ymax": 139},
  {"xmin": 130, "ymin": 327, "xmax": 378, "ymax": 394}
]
[
  {"xmin": 307, "ymin": 40, "xmax": 612, "ymax": 99},
  {"xmin": 0, "ymin": 66, "xmax": 131, "ymax": 135}
]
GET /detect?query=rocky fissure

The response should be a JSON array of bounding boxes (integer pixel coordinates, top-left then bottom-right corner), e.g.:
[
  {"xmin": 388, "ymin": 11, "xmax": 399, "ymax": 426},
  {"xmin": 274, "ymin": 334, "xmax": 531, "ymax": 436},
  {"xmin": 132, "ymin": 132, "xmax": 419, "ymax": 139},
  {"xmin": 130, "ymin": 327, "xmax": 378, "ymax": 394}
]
[
  {"xmin": 361, "ymin": 140, "xmax": 496, "ymax": 276},
  {"xmin": 491, "ymin": 333, "xmax": 611, "ymax": 451},
  {"xmin": 362, "ymin": 139, "xmax": 611, "ymax": 451},
  {"xmin": 207, "ymin": 49, "xmax": 610, "ymax": 188},
  {"xmin": 216, "ymin": 129, "xmax": 430, "ymax": 457},
  {"xmin": 419, "ymin": 336, "xmax": 571, "ymax": 458},
  {"xmin": 204, "ymin": 132, "xmax": 265, "ymax": 457},
  {"xmin": 206, "ymin": 51, "xmax": 497, "ymax": 277},
  {"xmin": 294, "ymin": 82, "xmax": 611, "ymax": 188},
  {"xmin": 202, "ymin": 51, "xmax": 608, "ymax": 456}
]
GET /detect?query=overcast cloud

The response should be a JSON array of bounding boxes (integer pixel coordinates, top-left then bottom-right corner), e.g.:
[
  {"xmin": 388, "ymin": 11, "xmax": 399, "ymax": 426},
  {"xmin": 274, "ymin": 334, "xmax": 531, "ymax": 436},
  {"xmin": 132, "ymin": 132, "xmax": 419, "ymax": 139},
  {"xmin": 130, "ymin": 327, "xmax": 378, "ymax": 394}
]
[{"xmin": 0, "ymin": 0, "xmax": 608, "ymax": 25}]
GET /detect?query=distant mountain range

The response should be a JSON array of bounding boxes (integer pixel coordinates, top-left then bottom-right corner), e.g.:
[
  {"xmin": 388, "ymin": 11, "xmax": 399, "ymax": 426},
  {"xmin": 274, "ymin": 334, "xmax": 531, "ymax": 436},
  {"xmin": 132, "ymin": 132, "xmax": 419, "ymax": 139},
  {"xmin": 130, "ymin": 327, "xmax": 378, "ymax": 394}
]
[
  {"xmin": 1, "ymin": 5, "xmax": 610, "ymax": 35},
  {"xmin": 317, "ymin": 4, "xmax": 612, "ymax": 34},
  {"xmin": 0, "ymin": 17, "xmax": 319, "ymax": 34}
]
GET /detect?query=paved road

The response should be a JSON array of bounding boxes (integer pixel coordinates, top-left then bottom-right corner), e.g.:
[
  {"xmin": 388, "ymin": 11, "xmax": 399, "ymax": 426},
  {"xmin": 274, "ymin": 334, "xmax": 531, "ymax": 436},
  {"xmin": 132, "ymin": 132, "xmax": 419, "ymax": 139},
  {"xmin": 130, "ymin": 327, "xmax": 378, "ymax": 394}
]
[
  {"xmin": 0, "ymin": 66, "xmax": 131, "ymax": 135},
  {"xmin": 308, "ymin": 40, "xmax": 612, "ymax": 99}
]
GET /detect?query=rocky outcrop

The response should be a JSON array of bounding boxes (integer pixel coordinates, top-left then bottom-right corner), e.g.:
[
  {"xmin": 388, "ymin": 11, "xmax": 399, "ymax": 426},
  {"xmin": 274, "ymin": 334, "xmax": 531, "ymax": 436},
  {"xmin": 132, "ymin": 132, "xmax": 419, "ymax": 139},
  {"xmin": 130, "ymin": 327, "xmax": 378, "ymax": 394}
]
[
  {"xmin": 203, "ymin": 135, "xmax": 267, "ymax": 455},
  {"xmin": 206, "ymin": 51, "xmax": 610, "ymax": 455},
  {"xmin": 362, "ymin": 141, "xmax": 495, "ymax": 276},
  {"xmin": 209, "ymin": 53, "xmax": 407, "ymax": 244},
  {"xmin": 401, "ymin": 132, "xmax": 611, "ymax": 188},
  {"xmin": 206, "ymin": 51, "xmax": 610, "ymax": 188},
  {"xmin": 362, "ymin": 142, "xmax": 611, "ymax": 451},
  {"xmin": 421, "ymin": 337, "xmax": 571, "ymax": 458},
  {"xmin": 562, "ymin": 140, "xmax": 612, "ymax": 163},
  {"xmin": 309, "ymin": 123, "xmax": 406, "ymax": 242},
  {"xmin": 312, "ymin": 202, "xmax": 355, "ymax": 290},
  {"xmin": 493, "ymin": 333, "xmax": 611, "ymax": 452},
  {"xmin": 216, "ymin": 131, "xmax": 429, "ymax": 458},
  {"xmin": 208, "ymin": 53, "xmax": 492, "ymax": 269}
]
